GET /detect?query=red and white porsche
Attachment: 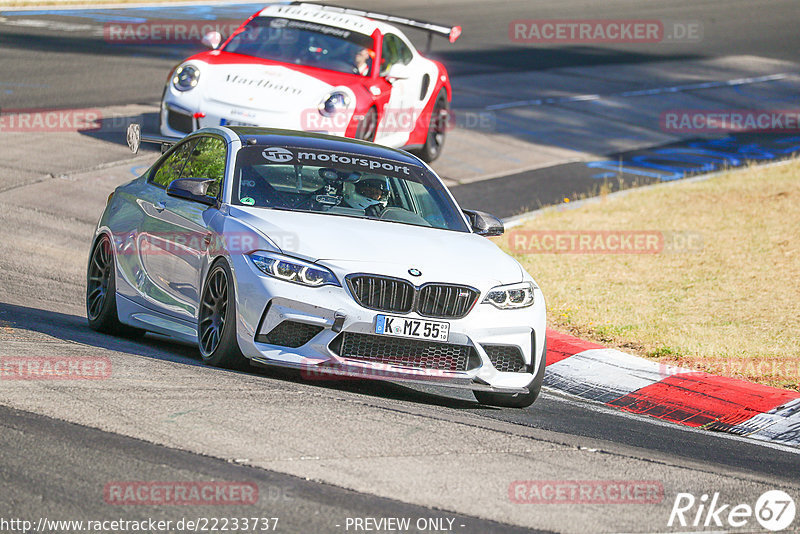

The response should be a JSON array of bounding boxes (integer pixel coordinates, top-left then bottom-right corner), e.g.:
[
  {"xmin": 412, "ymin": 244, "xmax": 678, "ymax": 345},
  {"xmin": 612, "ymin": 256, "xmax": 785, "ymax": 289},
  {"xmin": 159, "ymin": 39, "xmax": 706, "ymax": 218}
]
[{"xmin": 160, "ymin": 3, "xmax": 461, "ymax": 162}]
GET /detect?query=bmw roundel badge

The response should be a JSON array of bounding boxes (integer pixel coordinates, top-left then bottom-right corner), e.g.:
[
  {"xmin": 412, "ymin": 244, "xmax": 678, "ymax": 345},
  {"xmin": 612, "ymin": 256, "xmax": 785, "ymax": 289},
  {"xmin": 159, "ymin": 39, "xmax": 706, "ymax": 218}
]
[{"xmin": 408, "ymin": 268, "xmax": 422, "ymax": 277}]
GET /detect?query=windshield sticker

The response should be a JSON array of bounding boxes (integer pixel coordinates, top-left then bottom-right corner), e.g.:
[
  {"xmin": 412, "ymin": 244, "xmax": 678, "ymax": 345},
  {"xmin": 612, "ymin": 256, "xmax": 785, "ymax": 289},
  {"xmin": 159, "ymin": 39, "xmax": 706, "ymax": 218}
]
[
  {"xmin": 267, "ymin": 6, "xmax": 371, "ymax": 32},
  {"xmin": 284, "ymin": 19, "xmax": 351, "ymax": 39},
  {"xmin": 262, "ymin": 147, "xmax": 294, "ymax": 163},
  {"xmin": 240, "ymin": 196, "xmax": 255, "ymax": 205},
  {"xmin": 260, "ymin": 147, "xmax": 413, "ymax": 176}
]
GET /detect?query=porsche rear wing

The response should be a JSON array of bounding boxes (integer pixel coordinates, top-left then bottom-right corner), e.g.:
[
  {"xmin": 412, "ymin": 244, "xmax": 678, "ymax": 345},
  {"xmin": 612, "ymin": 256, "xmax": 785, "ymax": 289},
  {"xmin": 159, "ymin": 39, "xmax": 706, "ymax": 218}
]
[
  {"xmin": 126, "ymin": 123, "xmax": 180, "ymax": 154},
  {"xmin": 290, "ymin": 2, "xmax": 462, "ymax": 50}
]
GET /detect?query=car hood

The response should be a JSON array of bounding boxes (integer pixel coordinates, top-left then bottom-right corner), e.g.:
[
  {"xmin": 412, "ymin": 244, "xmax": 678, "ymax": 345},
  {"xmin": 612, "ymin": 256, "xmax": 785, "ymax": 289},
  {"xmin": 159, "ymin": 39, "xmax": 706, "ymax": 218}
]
[
  {"xmin": 203, "ymin": 61, "xmax": 335, "ymax": 111},
  {"xmin": 230, "ymin": 207, "xmax": 524, "ymax": 287}
]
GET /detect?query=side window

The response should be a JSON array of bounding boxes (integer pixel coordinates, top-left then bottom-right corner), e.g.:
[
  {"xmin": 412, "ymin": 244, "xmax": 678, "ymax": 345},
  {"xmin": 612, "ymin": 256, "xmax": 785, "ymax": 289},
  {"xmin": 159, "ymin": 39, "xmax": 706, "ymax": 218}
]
[
  {"xmin": 150, "ymin": 140, "xmax": 197, "ymax": 188},
  {"xmin": 381, "ymin": 35, "xmax": 413, "ymax": 76},
  {"xmin": 396, "ymin": 37, "xmax": 413, "ymax": 65},
  {"xmin": 380, "ymin": 34, "xmax": 400, "ymax": 75},
  {"xmin": 181, "ymin": 136, "xmax": 227, "ymax": 198}
]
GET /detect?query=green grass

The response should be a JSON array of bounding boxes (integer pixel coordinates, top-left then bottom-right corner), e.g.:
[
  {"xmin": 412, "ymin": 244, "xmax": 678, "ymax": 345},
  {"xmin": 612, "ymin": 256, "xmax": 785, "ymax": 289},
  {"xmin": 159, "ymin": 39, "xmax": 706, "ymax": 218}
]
[{"xmin": 495, "ymin": 160, "xmax": 800, "ymax": 390}]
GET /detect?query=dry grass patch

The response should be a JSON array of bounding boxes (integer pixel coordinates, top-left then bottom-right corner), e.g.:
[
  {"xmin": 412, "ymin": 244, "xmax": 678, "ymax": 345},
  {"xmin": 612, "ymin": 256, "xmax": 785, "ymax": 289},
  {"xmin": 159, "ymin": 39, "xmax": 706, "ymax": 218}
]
[{"xmin": 495, "ymin": 160, "xmax": 800, "ymax": 390}]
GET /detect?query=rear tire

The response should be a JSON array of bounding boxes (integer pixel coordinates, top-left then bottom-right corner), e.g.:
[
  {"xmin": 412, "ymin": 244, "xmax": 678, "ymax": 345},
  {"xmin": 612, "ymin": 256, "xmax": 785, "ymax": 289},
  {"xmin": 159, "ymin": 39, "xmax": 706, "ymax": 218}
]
[
  {"xmin": 86, "ymin": 235, "xmax": 144, "ymax": 338},
  {"xmin": 415, "ymin": 89, "xmax": 448, "ymax": 163},
  {"xmin": 198, "ymin": 259, "xmax": 248, "ymax": 370},
  {"xmin": 473, "ymin": 337, "xmax": 547, "ymax": 408}
]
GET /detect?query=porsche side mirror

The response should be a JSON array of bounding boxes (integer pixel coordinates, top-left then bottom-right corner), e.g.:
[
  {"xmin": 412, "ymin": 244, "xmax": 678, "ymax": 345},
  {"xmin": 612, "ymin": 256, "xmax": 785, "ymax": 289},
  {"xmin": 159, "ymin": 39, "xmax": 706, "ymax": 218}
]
[
  {"xmin": 463, "ymin": 209, "xmax": 504, "ymax": 237},
  {"xmin": 202, "ymin": 31, "xmax": 222, "ymax": 50},
  {"xmin": 167, "ymin": 178, "xmax": 217, "ymax": 206},
  {"xmin": 385, "ymin": 63, "xmax": 411, "ymax": 82}
]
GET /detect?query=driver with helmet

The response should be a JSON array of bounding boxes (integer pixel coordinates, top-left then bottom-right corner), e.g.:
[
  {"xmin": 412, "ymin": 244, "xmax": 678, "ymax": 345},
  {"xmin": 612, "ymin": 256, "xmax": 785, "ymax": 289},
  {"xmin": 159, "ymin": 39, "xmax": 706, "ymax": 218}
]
[{"xmin": 344, "ymin": 177, "xmax": 390, "ymax": 216}]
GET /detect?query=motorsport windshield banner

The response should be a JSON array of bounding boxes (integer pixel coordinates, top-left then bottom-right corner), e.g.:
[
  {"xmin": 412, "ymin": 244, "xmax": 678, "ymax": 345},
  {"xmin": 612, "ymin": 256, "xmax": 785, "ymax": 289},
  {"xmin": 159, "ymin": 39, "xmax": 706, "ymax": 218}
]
[{"xmin": 236, "ymin": 145, "xmax": 428, "ymax": 182}]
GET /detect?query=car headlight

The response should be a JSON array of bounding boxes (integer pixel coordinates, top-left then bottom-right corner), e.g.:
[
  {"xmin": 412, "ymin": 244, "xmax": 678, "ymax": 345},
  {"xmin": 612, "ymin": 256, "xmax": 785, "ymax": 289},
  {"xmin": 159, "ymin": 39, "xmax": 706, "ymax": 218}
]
[
  {"xmin": 482, "ymin": 281, "xmax": 535, "ymax": 309},
  {"xmin": 172, "ymin": 64, "xmax": 200, "ymax": 92},
  {"xmin": 319, "ymin": 91, "xmax": 350, "ymax": 116},
  {"xmin": 250, "ymin": 251, "xmax": 340, "ymax": 287}
]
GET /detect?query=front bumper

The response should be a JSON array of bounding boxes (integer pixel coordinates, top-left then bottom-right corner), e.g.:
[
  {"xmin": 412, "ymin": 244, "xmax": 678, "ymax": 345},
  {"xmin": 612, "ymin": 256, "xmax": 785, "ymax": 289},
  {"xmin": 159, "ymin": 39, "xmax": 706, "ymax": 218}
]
[
  {"xmin": 231, "ymin": 254, "xmax": 547, "ymax": 393},
  {"xmin": 160, "ymin": 90, "xmax": 353, "ymax": 138}
]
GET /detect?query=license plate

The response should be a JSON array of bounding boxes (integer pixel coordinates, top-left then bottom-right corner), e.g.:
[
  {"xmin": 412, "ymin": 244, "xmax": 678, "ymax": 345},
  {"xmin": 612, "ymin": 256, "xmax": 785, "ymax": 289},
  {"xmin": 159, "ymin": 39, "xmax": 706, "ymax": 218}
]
[
  {"xmin": 375, "ymin": 315, "xmax": 449, "ymax": 342},
  {"xmin": 220, "ymin": 118, "xmax": 256, "ymax": 127}
]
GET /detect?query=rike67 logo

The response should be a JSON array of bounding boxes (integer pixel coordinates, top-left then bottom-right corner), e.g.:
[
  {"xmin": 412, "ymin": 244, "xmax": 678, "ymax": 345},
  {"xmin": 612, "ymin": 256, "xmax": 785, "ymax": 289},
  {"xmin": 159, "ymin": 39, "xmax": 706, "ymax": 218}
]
[{"xmin": 668, "ymin": 490, "xmax": 796, "ymax": 531}]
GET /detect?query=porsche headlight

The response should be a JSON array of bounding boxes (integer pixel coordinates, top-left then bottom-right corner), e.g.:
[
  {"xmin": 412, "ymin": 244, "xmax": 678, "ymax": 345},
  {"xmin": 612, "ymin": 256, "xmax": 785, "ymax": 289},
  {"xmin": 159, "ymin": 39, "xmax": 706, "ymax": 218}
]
[
  {"xmin": 483, "ymin": 281, "xmax": 535, "ymax": 309},
  {"xmin": 319, "ymin": 91, "xmax": 350, "ymax": 116},
  {"xmin": 172, "ymin": 64, "xmax": 200, "ymax": 92},
  {"xmin": 250, "ymin": 251, "xmax": 340, "ymax": 287}
]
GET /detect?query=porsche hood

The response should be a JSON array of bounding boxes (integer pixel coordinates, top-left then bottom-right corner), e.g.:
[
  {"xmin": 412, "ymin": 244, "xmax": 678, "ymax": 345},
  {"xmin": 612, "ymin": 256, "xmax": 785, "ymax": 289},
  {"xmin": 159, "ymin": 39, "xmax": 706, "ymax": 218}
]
[{"xmin": 203, "ymin": 62, "xmax": 334, "ymax": 112}]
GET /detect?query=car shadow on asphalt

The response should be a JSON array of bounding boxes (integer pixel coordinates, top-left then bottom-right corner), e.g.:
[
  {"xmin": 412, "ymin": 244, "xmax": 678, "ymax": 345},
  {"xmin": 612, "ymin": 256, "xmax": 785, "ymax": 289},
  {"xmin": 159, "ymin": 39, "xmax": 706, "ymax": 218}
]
[
  {"xmin": 0, "ymin": 302, "xmax": 482, "ymax": 410},
  {"xmin": 78, "ymin": 112, "xmax": 162, "ymax": 147}
]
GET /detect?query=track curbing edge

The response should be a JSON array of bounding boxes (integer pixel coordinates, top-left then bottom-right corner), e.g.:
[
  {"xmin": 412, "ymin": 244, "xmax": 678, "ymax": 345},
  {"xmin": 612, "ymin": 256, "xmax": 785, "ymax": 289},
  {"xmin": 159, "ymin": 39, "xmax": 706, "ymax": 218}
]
[{"xmin": 543, "ymin": 328, "xmax": 800, "ymax": 448}]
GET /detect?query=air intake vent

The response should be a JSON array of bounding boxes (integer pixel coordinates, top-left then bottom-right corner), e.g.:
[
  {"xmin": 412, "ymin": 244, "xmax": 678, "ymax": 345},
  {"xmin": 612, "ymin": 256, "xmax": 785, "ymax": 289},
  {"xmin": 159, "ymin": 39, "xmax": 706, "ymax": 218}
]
[
  {"xmin": 167, "ymin": 109, "xmax": 193, "ymax": 134},
  {"xmin": 256, "ymin": 321, "xmax": 323, "ymax": 348},
  {"xmin": 331, "ymin": 332, "xmax": 479, "ymax": 372},
  {"xmin": 482, "ymin": 344, "xmax": 526, "ymax": 372}
]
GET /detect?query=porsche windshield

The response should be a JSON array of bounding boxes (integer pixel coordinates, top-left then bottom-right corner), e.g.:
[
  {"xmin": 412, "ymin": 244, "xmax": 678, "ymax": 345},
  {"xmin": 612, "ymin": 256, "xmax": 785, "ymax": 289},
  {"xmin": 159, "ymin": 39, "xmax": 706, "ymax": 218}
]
[
  {"xmin": 223, "ymin": 17, "xmax": 375, "ymax": 76},
  {"xmin": 233, "ymin": 146, "xmax": 470, "ymax": 232}
]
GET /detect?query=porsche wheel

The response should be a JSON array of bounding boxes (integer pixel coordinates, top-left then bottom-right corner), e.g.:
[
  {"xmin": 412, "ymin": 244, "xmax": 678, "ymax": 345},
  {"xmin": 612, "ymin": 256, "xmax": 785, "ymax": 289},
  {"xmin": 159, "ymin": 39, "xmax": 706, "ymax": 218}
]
[
  {"xmin": 198, "ymin": 259, "xmax": 248, "ymax": 369},
  {"xmin": 416, "ymin": 90, "xmax": 448, "ymax": 163},
  {"xmin": 473, "ymin": 338, "xmax": 547, "ymax": 408},
  {"xmin": 86, "ymin": 235, "xmax": 143, "ymax": 337}
]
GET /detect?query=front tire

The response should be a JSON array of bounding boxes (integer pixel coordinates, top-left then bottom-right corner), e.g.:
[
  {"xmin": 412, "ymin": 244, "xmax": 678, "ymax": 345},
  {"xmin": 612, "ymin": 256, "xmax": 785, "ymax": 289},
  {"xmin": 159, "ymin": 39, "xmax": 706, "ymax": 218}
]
[
  {"xmin": 415, "ymin": 89, "xmax": 449, "ymax": 163},
  {"xmin": 473, "ymin": 338, "xmax": 547, "ymax": 408},
  {"xmin": 198, "ymin": 259, "xmax": 248, "ymax": 370},
  {"xmin": 86, "ymin": 235, "xmax": 144, "ymax": 337}
]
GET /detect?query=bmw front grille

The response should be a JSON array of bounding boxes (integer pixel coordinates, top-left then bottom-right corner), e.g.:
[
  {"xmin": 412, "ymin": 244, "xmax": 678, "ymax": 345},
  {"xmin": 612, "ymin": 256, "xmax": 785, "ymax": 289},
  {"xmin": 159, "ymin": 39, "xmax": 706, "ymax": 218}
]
[{"xmin": 346, "ymin": 274, "xmax": 479, "ymax": 319}]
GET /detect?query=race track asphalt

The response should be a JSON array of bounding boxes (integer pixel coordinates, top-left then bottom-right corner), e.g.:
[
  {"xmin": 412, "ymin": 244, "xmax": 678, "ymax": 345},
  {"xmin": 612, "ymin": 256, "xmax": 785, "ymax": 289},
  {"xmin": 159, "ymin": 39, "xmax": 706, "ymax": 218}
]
[{"xmin": 1, "ymin": 1, "xmax": 799, "ymax": 532}]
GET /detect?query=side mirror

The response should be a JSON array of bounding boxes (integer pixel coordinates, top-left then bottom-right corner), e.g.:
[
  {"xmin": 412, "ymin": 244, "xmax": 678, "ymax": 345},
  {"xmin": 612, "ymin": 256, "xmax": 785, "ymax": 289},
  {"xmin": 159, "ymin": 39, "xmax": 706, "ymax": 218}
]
[
  {"xmin": 126, "ymin": 123, "xmax": 141, "ymax": 154},
  {"xmin": 385, "ymin": 62, "xmax": 411, "ymax": 81},
  {"xmin": 167, "ymin": 178, "xmax": 217, "ymax": 206},
  {"xmin": 463, "ymin": 209, "xmax": 504, "ymax": 237},
  {"xmin": 202, "ymin": 31, "xmax": 222, "ymax": 50}
]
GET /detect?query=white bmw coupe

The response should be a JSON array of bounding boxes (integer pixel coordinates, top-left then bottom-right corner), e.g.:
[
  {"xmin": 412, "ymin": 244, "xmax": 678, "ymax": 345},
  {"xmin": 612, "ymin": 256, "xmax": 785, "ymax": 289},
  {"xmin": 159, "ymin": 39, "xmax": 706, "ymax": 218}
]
[{"xmin": 87, "ymin": 125, "xmax": 546, "ymax": 407}]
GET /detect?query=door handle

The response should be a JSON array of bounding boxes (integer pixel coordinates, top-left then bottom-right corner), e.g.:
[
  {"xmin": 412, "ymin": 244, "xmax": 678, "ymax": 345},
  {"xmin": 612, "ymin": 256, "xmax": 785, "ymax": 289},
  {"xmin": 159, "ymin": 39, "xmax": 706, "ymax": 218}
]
[{"xmin": 154, "ymin": 201, "xmax": 166, "ymax": 212}]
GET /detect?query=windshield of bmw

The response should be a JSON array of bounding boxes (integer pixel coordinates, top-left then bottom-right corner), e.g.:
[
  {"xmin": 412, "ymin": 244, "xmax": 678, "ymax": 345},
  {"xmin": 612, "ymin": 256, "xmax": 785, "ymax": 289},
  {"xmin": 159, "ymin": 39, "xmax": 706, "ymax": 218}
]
[
  {"xmin": 223, "ymin": 17, "xmax": 375, "ymax": 76},
  {"xmin": 233, "ymin": 146, "xmax": 470, "ymax": 232}
]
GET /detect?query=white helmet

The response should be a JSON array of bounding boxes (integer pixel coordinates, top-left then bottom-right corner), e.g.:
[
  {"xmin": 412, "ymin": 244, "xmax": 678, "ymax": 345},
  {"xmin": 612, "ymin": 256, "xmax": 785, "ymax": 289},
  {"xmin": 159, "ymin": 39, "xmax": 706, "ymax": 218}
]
[{"xmin": 346, "ymin": 178, "xmax": 389, "ymax": 210}]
